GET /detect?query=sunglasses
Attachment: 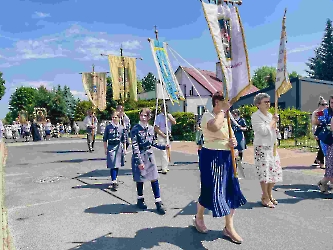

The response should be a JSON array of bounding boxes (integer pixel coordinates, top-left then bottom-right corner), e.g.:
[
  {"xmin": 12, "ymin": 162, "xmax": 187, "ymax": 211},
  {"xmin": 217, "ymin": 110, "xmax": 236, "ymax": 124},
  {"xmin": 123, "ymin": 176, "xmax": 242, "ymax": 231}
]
[
  {"xmin": 262, "ymin": 101, "xmax": 270, "ymax": 104},
  {"xmin": 321, "ymin": 103, "xmax": 328, "ymax": 106},
  {"xmin": 112, "ymin": 116, "xmax": 119, "ymax": 119}
]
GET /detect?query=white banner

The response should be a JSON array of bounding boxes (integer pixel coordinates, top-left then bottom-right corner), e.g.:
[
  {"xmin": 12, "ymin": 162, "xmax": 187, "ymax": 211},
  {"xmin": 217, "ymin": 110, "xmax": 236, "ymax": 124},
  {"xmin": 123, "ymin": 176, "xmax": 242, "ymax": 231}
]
[
  {"xmin": 275, "ymin": 11, "xmax": 291, "ymax": 98},
  {"xmin": 202, "ymin": 2, "xmax": 251, "ymax": 103}
]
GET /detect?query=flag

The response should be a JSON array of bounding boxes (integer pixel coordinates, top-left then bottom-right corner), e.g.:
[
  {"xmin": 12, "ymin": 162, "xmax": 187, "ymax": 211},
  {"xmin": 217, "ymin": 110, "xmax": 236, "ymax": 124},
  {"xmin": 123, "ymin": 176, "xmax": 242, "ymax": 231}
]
[
  {"xmin": 149, "ymin": 39, "xmax": 184, "ymax": 104},
  {"xmin": 108, "ymin": 55, "xmax": 123, "ymax": 100},
  {"xmin": 201, "ymin": 2, "xmax": 251, "ymax": 104},
  {"xmin": 124, "ymin": 57, "xmax": 138, "ymax": 101},
  {"xmin": 82, "ymin": 72, "xmax": 107, "ymax": 111},
  {"xmin": 275, "ymin": 9, "xmax": 292, "ymax": 98}
]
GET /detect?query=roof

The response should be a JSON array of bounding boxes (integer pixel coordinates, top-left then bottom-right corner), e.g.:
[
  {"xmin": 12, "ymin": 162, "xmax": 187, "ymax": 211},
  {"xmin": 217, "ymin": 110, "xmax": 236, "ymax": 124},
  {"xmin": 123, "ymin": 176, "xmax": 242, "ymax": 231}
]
[{"xmin": 181, "ymin": 66, "xmax": 259, "ymax": 97}]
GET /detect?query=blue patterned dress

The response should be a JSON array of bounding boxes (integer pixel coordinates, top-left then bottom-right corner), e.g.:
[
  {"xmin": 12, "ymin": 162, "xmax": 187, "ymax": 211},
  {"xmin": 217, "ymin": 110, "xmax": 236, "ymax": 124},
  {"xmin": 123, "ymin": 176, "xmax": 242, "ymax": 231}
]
[
  {"xmin": 130, "ymin": 123, "xmax": 166, "ymax": 182},
  {"xmin": 103, "ymin": 123, "xmax": 126, "ymax": 169}
]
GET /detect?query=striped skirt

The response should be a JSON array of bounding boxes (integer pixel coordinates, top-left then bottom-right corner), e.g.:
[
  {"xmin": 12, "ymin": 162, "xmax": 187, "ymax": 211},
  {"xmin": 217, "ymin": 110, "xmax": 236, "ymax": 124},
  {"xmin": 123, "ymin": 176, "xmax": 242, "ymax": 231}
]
[{"xmin": 198, "ymin": 147, "xmax": 247, "ymax": 217}]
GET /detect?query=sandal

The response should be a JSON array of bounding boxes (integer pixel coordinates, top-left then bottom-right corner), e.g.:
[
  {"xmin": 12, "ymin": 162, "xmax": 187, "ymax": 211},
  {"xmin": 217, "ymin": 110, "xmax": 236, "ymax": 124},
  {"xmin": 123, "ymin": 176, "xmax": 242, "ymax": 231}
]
[
  {"xmin": 270, "ymin": 197, "xmax": 278, "ymax": 205},
  {"xmin": 261, "ymin": 197, "xmax": 275, "ymax": 208}
]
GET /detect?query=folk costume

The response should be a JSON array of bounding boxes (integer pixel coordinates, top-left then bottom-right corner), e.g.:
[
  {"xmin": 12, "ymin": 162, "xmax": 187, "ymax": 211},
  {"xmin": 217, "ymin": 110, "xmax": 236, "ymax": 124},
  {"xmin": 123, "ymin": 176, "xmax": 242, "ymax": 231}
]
[
  {"xmin": 83, "ymin": 114, "xmax": 98, "ymax": 152},
  {"xmin": 103, "ymin": 122, "xmax": 126, "ymax": 191},
  {"xmin": 231, "ymin": 116, "xmax": 247, "ymax": 160},
  {"xmin": 120, "ymin": 113, "xmax": 131, "ymax": 148},
  {"xmin": 130, "ymin": 122, "xmax": 166, "ymax": 215}
]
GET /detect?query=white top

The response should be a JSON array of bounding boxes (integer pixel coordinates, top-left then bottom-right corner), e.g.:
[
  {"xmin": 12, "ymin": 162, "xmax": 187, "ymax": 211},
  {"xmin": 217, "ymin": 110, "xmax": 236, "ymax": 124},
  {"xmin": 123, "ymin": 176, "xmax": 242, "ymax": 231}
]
[
  {"xmin": 200, "ymin": 111, "xmax": 234, "ymax": 150},
  {"xmin": 83, "ymin": 115, "xmax": 98, "ymax": 128},
  {"xmin": 23, "ymin": 124, "xmax": 31, "ymax": 132},
  {"xmin": 155, "ymin": 113, "xmax": 172, "ymax": 134},
  {"xmin": 251, "ymin": 110, "xmax": 277, "ymax": 146},
  {"xmin": 44, "ymin": 122, "xmax": 52, "ymax": 131}
]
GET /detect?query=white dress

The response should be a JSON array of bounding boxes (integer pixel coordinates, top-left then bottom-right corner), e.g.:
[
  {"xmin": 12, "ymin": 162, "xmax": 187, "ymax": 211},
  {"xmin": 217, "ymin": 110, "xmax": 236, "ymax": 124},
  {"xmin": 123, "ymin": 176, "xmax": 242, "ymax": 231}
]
[{"xmin": 251, "ymin": 110, "xmax": 283, "ymax": 183}]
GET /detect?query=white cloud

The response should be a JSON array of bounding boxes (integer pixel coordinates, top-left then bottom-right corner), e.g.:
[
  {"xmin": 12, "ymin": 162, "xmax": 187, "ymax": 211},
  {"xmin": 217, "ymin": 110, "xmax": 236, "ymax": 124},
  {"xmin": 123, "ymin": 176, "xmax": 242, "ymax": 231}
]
[
  {"xmin": 33, "ymin": 12, "xmax": 51, "ymax": 19},
  {"xmin": 71, "ymin": 90, "xmax": 87, "ymax": 99},
  {"xmin": 288, "ymin": 45, "xmax": 318, "ymax": 54},
  {"xmin": 0, "ymin": 62, "xmax": 19, "ymax": 68},
  {"xmin": 21, "ymin": 81, "xmax": 53, "ymax": 89},
  {"xmin": 122, "ymin": 40, "xmax": 141, "ymax": 50}
]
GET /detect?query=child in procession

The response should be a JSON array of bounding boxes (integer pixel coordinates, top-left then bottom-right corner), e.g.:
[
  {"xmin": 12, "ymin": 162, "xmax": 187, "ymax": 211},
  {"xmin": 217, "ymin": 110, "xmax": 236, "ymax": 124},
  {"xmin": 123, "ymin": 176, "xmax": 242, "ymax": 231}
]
[
  {"xmin": 130, "ymin": 108, "xmax": 169, "ymax": 215},
  {"xmin": 103, "ymin": 110, "xmax": 126, "ymax": 192}
]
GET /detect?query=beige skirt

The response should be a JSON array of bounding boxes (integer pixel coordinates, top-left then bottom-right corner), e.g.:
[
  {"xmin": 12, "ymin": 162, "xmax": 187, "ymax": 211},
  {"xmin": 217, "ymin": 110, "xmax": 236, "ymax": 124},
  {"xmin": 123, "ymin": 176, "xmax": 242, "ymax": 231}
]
[{"xmin": 254, "ymin": 145, "xmax": 283, "ymax": 183}]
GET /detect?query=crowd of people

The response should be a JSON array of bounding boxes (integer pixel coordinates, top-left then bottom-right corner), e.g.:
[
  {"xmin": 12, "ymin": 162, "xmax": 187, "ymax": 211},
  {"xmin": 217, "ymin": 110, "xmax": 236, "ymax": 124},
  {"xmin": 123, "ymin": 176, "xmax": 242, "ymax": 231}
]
[{"xmin": 0, "ymin": 118, "xmax": 80, "ymax": 142}]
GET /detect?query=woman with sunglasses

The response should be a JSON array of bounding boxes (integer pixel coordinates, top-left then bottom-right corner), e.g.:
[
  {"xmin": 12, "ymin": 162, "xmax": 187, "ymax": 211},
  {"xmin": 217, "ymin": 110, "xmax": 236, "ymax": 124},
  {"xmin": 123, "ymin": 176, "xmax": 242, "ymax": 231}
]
[
  {"xmin": 103, "ymin": 110, "xmax": 126, "ymax": 191},
  {"xmin": 193, "ymin": 91, "xmax": 246, "ymax": 244},
  {"xmin": 312, "ymin": 96, "xmax": 328, "ymax": 169},
  {"xmin": 251, "ymin": 93, "xmax": 282, "ymax": 209},
  {"xmin": 313, "ymin": 95, "xmax": 333, "ymax": 194},
  {"xmin": 130, "ymin": 108, "xmax": 169, "ymax": 215}
]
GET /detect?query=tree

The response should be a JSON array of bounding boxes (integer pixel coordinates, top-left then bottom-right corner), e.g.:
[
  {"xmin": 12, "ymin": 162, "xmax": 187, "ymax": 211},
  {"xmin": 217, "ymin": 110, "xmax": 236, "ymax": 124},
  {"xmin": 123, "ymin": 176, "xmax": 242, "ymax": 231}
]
[
  {"xmin": 289, "ymin": 71, "xmax": 301, "ymax": 79},
  {"xmin": 306, "ymin": 19, "xmax": 333, "ymax": 81},
  {"xmin": 9, "ymin": 86, "xmax": 38, "ymax": 120},
  {"xmin": 74, "ymin": 100, "xmax": 93, "ymax": 121},
  {"xmin": 137, "ymin": 79, "xmax": 144, "ymax": 94},
  {"xmin": 4, "ymin": 111, "xmax": 13, "ymax": 125},
  {"xmin": 141, "ymin": 72, "xmax": 156, "ymax": 92},
  {"xmin": 48, "ymin": 85, "xmax": 68, "ymax": 124},
  {"xmin": 251, "ymin": 66, "xmax": 276, "ymax": 89},
  {"xmin": 62, "ymin": 85, "xmax": 78, "ymax": 121},
  {"xmin": 0, "ymin": 72, "xmax": 5, "ymax": 100}
]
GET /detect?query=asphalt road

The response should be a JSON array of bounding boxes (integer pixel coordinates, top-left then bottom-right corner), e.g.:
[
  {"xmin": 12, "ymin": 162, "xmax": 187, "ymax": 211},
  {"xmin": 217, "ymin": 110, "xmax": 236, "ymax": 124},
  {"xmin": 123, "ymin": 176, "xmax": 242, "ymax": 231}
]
[{"xmin": 3, "ymin": 138, "xmax": 333, "ymax": 250}]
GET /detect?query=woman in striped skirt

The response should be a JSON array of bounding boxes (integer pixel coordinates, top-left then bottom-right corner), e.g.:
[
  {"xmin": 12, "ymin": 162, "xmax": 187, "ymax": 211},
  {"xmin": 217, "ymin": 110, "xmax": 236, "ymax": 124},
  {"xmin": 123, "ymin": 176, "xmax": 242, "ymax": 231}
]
[{"xmin": 193, "ymin": 91, "xmax": 247, "ymax": 244}]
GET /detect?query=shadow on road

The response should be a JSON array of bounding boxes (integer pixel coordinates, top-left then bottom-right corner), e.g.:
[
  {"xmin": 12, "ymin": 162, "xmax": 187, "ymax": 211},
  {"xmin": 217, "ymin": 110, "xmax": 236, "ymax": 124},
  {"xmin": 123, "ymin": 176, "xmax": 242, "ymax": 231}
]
[
  {"xmin": 52, "ymin": 158, "xmax": 106, "ymax": 164},
  {"xmin": 283, "ymin": 165, "xmax": 321, "ymax": 170},
  {"xmin": 69, "ymin": 226, "xmax": 224, "ymax": 250},
  {"xmin": 84, "ymin": 203, "xmax": 163, "ymax": 215},
  {"xmin": 42, "ymin": 150, "xmax": 89, "ymax": 154},
  {"xmin": 75, "ymin": 169, "xmax": 132, "ymax": 179},
  {"xmin": 273, "ymin": 184, "xmax": 333, "ymax": 201}
]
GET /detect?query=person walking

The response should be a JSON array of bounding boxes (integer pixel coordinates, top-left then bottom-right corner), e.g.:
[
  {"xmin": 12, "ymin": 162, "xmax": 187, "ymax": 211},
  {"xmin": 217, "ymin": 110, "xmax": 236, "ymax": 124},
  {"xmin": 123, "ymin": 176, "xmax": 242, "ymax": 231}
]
[
  {"xmin": 251, "ymin": 93, "xmax": 282, "ymax": 208},
  {"xmin": 193, "ymin": 91, "xmax": 246, "ymax": 244},
  {"xmin": 130, "ymin": 108, "xmax": 169, "ymax": 215},
  {"xmin": 154, "ymin": 104, "xmax": 176, "ymax": 174}
]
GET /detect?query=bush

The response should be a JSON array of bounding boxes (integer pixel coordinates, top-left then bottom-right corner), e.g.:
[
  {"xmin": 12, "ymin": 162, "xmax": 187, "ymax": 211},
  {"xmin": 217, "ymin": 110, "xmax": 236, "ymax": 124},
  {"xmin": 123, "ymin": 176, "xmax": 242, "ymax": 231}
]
[
  {"xmin": 238, "ymin": 105, "xmax": 311, "ymax": 143},
  {"xmin": 171, "ymin": 112, "xmax": 196, "ymax": 141}
]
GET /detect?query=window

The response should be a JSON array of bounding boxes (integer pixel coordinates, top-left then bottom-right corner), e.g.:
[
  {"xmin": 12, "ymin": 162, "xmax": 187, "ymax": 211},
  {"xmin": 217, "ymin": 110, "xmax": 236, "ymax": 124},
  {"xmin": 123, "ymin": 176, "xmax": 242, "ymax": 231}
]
[
  {"xmin": 197, "ymin": 105, "xmax": 205, "ymax": 116},
  {"xmin": 189, "ymin": 86, "xmax": 194, "ymax": 96}
]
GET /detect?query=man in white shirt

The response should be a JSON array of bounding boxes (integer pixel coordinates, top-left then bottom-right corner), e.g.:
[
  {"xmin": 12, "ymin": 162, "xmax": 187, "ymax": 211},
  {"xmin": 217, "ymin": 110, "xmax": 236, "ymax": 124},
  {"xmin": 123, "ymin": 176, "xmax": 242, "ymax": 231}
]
[
  {"xmin": 83, "ymin": 109, "xmax": 98, "ymax": 152},
  {"xmin": 154, "ymin": 104, "xmax": 176, "ymax": 174}
]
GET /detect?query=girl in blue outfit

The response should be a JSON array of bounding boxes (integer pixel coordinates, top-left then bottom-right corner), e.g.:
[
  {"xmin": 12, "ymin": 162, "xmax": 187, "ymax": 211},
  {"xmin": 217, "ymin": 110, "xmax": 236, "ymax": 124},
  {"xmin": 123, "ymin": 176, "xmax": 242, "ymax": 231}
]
[
  {"xmin": 130, "ymin": 108, "xmax": 169, "ymax": 215},
  {"xmin": 103, "ymin": 110, "xmax": 126, "ymax": 191}
]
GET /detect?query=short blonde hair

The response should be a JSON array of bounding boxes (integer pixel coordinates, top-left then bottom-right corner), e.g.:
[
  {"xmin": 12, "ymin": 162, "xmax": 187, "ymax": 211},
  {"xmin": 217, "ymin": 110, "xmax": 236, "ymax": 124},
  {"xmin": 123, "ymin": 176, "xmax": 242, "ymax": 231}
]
[{"xmin": 253, "ymin": 93, "xmax": 270, "ymax": 106}]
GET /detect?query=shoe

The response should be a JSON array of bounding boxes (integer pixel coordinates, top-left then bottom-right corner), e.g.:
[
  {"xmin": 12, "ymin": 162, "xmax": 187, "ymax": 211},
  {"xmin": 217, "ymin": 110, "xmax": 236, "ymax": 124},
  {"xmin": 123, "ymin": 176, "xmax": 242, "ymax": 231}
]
[
  {"xmin": 270, "ymin": 197, "xmax": 278, "ymax": 205},
  {"xmin": 192, "ymin": 216, "xmax": 208, "ymax": 234},
  {"xmin": 223, "ymin": 227, "xmax": 243, "ymax": 244},
  {"xmin": 110, "ymin": 183, "xmax": 117, "ymax": 191},
  {"xmin": 320, "ymin": 164, "xmax": 326, "ymax": 169},
  {"xmin": 137, "ymin": 198, "xmax": 147, "ymax": 210},
  {"xmin": 318, "ymin": 180, "xmax": 330, "ymax": 194},
  {"xmin": 155, "ymin": 201, "xmax": 166, "ymax": 215},
  {"xmin": 161, "ymin": 170, "xmax": 167, "ymax": 175},
  {"xmin": 261, "ymin": 197, "xmax": 275, "ymax": 208}
]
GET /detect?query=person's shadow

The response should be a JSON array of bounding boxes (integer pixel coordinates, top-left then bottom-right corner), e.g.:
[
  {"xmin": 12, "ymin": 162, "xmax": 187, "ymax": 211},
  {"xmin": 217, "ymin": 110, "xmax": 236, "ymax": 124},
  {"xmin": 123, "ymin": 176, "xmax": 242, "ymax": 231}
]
[{"xmin": 69, "ymin": 226, "xmax": 224, "ymax": 250}]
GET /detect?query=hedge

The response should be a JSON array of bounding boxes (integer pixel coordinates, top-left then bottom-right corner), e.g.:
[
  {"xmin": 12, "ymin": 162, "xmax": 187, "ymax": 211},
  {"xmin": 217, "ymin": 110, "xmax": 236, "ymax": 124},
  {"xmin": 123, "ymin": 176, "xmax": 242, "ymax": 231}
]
[{"xmin": 238, "ymin": 105, "xmax": 311, "ymax": 143}]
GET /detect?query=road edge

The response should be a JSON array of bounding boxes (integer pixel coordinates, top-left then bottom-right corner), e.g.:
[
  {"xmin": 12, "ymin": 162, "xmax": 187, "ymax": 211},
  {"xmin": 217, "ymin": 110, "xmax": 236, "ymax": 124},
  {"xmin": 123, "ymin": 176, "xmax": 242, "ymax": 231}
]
[{"xmin": 0, "ymin": 142, "xmax": 15, "ymax": 250}]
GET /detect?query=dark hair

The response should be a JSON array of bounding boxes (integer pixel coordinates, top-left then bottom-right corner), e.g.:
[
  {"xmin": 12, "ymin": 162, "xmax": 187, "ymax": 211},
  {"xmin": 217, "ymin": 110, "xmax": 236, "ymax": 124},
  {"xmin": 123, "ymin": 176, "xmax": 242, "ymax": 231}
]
[
  {"xmin": 160, "ymin": 103, "xmax": 168, "ymax": 112},
  {"xmin": 212, "ymin": 91, "xmax": 225, "ymax": 107},
  {"xmin": 140, "ymin": 108, "xmax": 152, "ymax": 120},
  {"xmin": 116, "ymin": 105, "xmax": 124, "ymax": 112},
  {"xmin": 329, "ymin": 96, "xmax": 333, "ymax": 116}
]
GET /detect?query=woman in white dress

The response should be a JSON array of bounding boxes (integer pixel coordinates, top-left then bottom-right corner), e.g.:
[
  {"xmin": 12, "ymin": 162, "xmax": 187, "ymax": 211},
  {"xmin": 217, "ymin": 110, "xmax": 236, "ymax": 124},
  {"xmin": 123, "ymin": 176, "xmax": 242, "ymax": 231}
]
[{"xmin": 251, "ymin": 93, "xmax": 282, "ymax": 208}]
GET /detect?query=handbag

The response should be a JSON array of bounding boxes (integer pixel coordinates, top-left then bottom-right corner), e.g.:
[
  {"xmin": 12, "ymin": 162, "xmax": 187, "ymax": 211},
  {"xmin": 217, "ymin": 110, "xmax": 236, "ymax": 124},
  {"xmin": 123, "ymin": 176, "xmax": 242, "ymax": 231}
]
[{"xmin": 317, "ymin": 126, "xmax": 333, "ymax": 145}]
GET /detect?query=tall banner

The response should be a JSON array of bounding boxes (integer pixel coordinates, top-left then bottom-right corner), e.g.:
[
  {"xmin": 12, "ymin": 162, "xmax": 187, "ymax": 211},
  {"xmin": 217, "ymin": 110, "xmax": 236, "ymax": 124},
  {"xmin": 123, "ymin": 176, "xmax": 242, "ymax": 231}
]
[
  {"xmin": 108, "ymin": 55, "xmax": 138, "ymax": 101},
  {"xmin": 124, "ymin": 57, "xmax": 138, "ymax": 101},
  {"xmin": 149, "ymin": 39, "xmax": 184, "ymax": 105},
  {"xmin": 82, "ymin": 72, "xmax": 107, "ymax": 111},
  {"xmin": 202, "ymin": 2, "xmax": 251, "ymax": 103},
  {"xmin": 275, "ymin": 10, "xmax": 291, "ymax": 98}
]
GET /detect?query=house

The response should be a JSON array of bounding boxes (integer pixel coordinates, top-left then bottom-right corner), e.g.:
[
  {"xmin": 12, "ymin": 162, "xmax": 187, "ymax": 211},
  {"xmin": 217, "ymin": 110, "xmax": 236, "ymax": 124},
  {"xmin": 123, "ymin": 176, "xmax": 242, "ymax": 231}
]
[
  {"xmin": 138, "ymin": 62, "xmax": 259, "ymax": 115},
  {"xmin": 232, "ymin": 77, "xmax": 333, "ymax": 112}
]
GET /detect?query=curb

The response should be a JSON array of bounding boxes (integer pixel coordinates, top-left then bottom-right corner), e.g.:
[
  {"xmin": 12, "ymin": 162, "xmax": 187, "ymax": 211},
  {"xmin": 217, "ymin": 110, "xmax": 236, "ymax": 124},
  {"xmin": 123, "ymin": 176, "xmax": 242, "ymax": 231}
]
[{"xmin": 0, "ymin": 142, "xmax": 15, "ymax": 250}]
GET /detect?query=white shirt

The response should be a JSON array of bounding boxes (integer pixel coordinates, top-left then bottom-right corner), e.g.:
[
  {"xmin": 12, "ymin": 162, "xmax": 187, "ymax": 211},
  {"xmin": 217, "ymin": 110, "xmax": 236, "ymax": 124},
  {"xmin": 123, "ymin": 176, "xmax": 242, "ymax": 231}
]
[
  {"xmin": 24, "ymin": 124, "xmax": 31, "ymax": 132},
  {"xmin": 44, "ymin": 122, "xmax": 52, "ymax": 131},
  {"xmin": 83, "ymin": 115, "xmax": 98, "ymax": 128},
  {"xmin": 251, "ymin": 110, "xmax": 277, "ymax": 146},
  {"xmin": 155, "ymin": 113, "xmax": 172, "ymax": 134}
]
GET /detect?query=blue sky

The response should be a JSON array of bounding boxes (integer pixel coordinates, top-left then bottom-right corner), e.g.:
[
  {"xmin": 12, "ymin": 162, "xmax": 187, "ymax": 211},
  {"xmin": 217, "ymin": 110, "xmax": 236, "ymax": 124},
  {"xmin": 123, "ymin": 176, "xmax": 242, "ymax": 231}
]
[{"xmin": 0, "ymin": 0, "xmax": 332, "ymax": 119}]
